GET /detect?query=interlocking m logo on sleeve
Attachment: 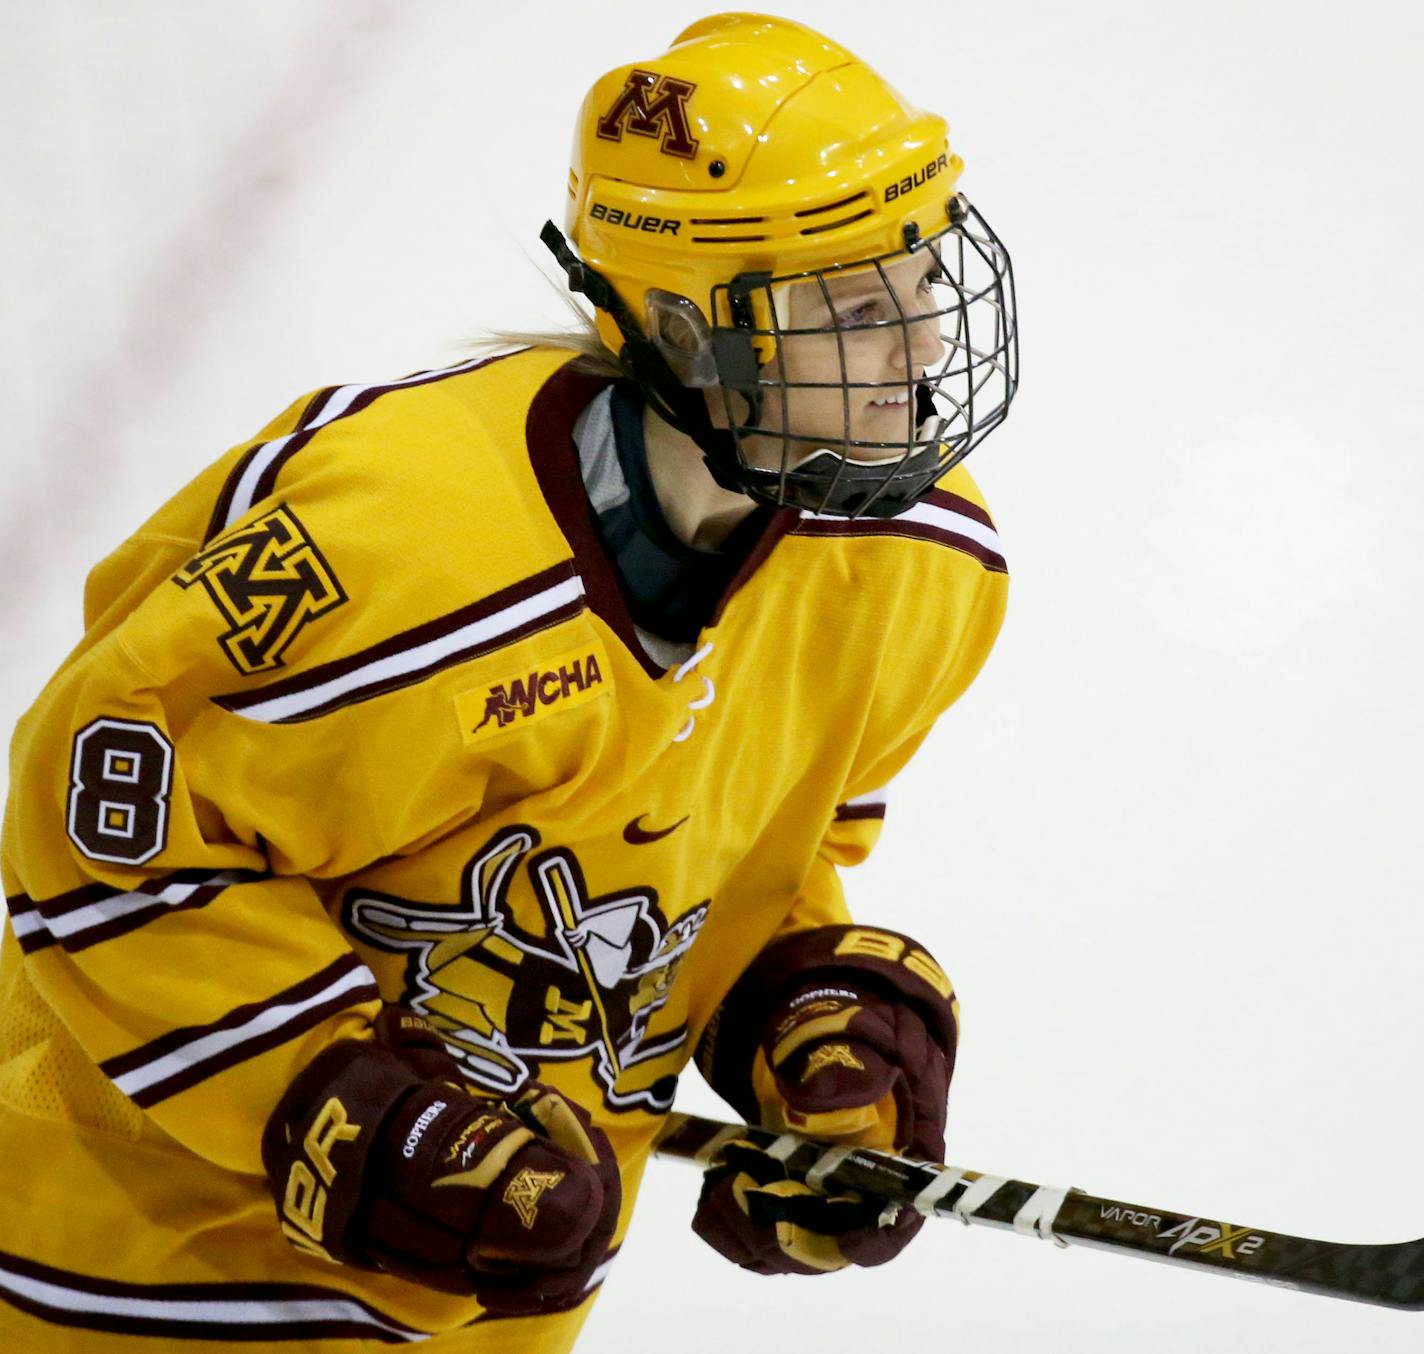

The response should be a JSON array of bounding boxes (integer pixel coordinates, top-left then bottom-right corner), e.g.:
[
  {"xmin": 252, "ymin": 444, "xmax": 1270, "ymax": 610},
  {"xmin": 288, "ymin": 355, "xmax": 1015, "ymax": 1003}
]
[
  {"xmin": 172, "ymin": 503, "xmax": 347, "ymax": 676},
  {"xmin": 596, "ymin": 69, "xmax": 699, "ymax": 159}
]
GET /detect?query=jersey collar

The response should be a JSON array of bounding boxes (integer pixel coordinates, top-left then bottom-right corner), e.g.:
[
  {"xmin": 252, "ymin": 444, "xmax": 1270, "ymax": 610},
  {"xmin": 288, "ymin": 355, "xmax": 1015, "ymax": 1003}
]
[{"xmin": 525, "ymin": 355, "xmax": 796, "ymax": 677}]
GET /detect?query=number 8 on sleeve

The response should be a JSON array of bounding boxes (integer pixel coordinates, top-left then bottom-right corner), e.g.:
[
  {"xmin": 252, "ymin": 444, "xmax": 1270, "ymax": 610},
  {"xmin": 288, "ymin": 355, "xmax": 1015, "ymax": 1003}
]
[{"xmin": 67, "ymin": 717, "xmax": 174, "ymax": 865}]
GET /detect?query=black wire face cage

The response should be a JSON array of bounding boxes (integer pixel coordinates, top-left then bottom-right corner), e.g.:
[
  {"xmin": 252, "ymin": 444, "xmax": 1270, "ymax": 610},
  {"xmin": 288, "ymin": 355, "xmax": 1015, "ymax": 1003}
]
[{"xmin": 704, "ymin": 197, "xmax": 1017, "ymax": 518}]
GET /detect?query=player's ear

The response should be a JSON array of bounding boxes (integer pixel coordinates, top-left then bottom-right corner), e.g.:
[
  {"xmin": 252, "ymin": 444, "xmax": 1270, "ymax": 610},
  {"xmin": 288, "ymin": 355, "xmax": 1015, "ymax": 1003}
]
[{"xmin": 645, "ymin": 290, "xmax": 717, "ymax": 387}]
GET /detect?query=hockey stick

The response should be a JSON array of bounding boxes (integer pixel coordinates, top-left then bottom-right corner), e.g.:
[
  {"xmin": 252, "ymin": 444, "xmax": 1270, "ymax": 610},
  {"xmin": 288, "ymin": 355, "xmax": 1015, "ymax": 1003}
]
[{"xmin": 653, "ymin": 1111, "xmax": 1424, "ymax": 1310}]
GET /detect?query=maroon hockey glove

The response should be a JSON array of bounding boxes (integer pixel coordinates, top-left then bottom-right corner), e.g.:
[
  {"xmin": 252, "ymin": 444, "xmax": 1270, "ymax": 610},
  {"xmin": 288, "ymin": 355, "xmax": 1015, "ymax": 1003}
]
[
  {"xmin": 262, "ymin": 1007, "xmax": 620, "ymax": 1313},
  {"xmin": 693, "ymin": 925, "xmax": 957, "ymax": 1275},
  {"xmin": 693, "ymin": 1134, "xmax": 918, "ymax": 1274},
  {"xmin": 757, "ymin": 980, "xmax": 951, "ymax": 1155}
]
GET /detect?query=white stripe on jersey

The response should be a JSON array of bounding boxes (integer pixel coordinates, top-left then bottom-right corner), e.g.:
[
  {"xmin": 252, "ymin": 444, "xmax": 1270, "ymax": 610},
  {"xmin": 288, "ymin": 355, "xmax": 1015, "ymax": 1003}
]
[
  {"xmin": 38, "ymin": 871, "xmax": 250, "ymax": 945},
  {"xmin": 231, "ymin": 573, "xmax": 587, "ymax": 724},
  {"xmin": 110, "ymin": 962, "xmax": 377, "ymax": 1099},
  {"xmin": 9, "ymin": 909, "xmax": 45, "ymax": 942},
  {"xmin": 897, "ymin": 499, "xmax": 1002, "ymax": 552},
  {"xmin": 798, "ymin": 498, "xmax": 1002, "ymax": 553},
  {"xmin": 228, "ymin": 430, "xmax": 300, "ymax": 531},
  {"xmin": 224, "ymin": 356, "xmax": 493, "ymax": 530},
  {"xmin": 0, "ymin": 1259, "xmax": 426, "ymax": 1341},
  {"xmin": 582, "ymin": 1256, "xmax": 616, "ymax": 1292}
]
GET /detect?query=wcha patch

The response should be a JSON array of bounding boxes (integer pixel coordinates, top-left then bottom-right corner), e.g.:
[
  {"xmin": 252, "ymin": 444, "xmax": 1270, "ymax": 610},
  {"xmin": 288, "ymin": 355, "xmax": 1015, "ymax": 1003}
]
[
  {"xmin": 172, "ymin": 503, "xmax": 346, "ymax": 676},
  {"xmin": 457, "ymin": 640, "xmax": 610, "ymax": 745}
]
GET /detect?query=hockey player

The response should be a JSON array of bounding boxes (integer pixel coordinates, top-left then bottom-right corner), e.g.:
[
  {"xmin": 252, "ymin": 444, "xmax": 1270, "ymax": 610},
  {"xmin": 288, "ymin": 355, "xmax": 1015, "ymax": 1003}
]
[{"xmin": 0, "ymin": 13, "xmax": 1016, "ymax": 1353}]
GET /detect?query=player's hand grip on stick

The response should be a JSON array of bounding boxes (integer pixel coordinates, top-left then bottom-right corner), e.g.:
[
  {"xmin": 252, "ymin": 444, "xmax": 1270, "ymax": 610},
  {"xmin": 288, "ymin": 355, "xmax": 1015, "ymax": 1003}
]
[
  {"xmin": 262, "ymin": 1007, "xmax": 620, "ymax": 1313},
  {"xmin": 692, "ymin": 925, "xmax": 957, "ymax": 1275}
]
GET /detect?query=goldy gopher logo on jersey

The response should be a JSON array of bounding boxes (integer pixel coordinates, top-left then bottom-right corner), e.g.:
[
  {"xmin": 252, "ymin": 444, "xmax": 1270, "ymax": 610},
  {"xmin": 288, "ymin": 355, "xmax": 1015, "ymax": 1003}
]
[
  {"xmin": 172, "ymin": 503, "xmax": 347, "ymax": 675},
  {"xmin": 343, "ymin": 824, "xmax": 707, "ymax": 1113}
]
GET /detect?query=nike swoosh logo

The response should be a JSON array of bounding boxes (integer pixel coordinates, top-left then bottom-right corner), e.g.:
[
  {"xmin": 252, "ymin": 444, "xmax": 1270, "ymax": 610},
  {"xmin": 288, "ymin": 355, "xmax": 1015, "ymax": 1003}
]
[{"xmin": 622, "ymin": 814, "xmax": 690, "ymax": 846}]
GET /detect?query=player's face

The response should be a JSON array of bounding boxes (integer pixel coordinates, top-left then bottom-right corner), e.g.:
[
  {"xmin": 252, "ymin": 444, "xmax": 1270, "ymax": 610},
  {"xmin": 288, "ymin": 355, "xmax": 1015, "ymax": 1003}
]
[{"xmin": 734, "ymin": 249, "xmax": 947, "ymax": 469}]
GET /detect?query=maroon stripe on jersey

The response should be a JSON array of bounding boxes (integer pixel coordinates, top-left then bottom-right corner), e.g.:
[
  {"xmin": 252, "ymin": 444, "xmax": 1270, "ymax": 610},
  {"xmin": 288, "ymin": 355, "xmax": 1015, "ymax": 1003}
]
[
  {"xmin": 213, "ymin": 559, "xmax": 583, "ymax": 722},
  {"xmin": 6, "ymin": 890, "xmax": 60, "ymax": 954},
  {"xmin": 792, "ymin": 516, "xmax": 1007, "ymax": 574},
  {"xmin": 97, "ymin": 952, "xmax": 370, "ymax": 1080},
  {"xmin": 55, "ymin": 874, "xmax": 268, "ymax": 955},
  {"xmin": 0, "ymin": 1245, "xmax": 427, "ymax": 1343},
  {"xmin": 203, "ymin": 352, "xmax": 518, "ymax": 545},
  {"xmin": 834, "ymin": 802, "xmax": 887, "ymax": 822},
  {"xmin": 12, "ymin": 870, "xmax": 262, "ymax": 955},
  {"xmin": 9, "ymin": 883, "xmax": 116, "ymax": 954},
  {"xmin": 923, "ymin": 486, "xmax": 996, "ymax": 530},
  {"xmin": 58, "ymin": 886, "xmax": 217, "ymax": 955},
  {"xmin": 31, "ymin": 867, "xmax": 210, "ymax": 920},
  {"xmin": 10, "ymin": 879, "xmax": 116, "ymax": 917},
  {"xmin": 100, "ymin": 953, "xmax": 378, "ymax": 1109},
  {"xmin": 204, "ymin": 385, "xmax": 336, "ymax": 545},
  {"xmin": 4, "ymin": 892, "xmax": 43, "ymax": 924}
]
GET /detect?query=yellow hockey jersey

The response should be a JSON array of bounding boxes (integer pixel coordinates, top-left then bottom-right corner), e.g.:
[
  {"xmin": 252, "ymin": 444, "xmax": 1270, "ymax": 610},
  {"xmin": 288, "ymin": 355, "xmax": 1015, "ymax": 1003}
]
[{"xmin": 0, "ymin": 347, "xmax": 1007, "ymax": 1350}]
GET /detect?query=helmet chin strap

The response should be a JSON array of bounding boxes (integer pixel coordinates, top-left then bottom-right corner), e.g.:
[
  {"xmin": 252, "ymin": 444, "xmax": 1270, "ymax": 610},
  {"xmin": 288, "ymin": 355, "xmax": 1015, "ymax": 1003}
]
[{"xmin": 540, "ymin": 222, "xmax": 751, "ymax": 496}]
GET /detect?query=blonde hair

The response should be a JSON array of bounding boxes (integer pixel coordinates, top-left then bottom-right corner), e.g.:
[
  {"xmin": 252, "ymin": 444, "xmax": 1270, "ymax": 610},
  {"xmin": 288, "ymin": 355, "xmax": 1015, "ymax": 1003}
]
[{"xmin": 471, "ymin": 271, "xmax": 623, "ymax": 377}]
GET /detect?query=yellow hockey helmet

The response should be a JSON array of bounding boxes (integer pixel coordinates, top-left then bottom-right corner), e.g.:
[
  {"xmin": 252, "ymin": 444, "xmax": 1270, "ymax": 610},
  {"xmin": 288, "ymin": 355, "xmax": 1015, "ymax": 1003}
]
[{"xmin": 543, "ymin": 13, "xmax": 1017, "ymax": 518}]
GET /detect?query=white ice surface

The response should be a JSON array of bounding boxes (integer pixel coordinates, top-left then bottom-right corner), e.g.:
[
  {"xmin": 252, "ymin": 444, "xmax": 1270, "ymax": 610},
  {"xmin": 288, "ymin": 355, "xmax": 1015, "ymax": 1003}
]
[{"xmin": 3, "ymin": 3, "xmax": 1422, "ymax": 1350}]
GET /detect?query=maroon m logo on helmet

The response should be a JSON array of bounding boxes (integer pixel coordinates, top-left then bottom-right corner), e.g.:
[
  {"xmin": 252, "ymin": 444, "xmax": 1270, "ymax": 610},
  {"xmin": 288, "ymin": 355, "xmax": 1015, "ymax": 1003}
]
[{"xmin": 596, "ymin": 69, "xmax": 699, "ymax": 160}]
